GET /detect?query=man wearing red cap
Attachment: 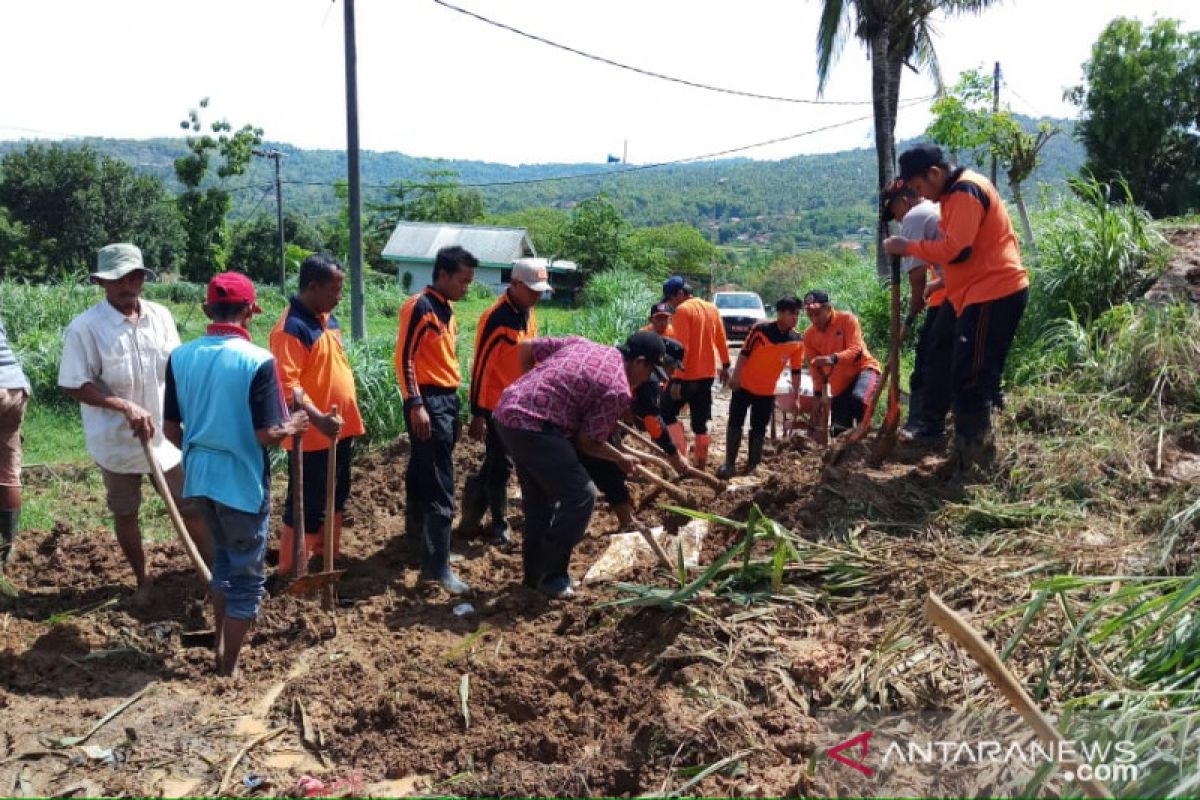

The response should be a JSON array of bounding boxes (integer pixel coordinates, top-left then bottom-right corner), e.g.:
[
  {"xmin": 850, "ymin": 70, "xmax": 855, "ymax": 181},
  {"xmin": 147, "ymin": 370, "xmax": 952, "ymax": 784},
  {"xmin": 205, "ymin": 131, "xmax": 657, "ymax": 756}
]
[
  {"xmin": 164, "ymin": 272, "xmax": 308, "ymax": 676},
  {"xmin": 59, "ymin": 243, "xmax": 212, "ymax": 604}
]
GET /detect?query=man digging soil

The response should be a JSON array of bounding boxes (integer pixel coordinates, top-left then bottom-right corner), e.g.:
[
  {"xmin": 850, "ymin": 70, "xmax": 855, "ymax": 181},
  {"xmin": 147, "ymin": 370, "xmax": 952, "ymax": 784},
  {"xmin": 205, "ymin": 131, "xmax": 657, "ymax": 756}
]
[{"xmin": 494, "ymin": 331, "xmax": 667, "ymax": 598}]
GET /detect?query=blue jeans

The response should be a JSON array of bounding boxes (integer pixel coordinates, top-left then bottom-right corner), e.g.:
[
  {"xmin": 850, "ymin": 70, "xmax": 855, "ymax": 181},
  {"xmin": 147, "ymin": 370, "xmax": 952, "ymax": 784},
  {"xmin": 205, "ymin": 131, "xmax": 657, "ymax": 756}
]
[{"xmin": 196, "ymin": 497, "xmax": 268, "ymax": 621}]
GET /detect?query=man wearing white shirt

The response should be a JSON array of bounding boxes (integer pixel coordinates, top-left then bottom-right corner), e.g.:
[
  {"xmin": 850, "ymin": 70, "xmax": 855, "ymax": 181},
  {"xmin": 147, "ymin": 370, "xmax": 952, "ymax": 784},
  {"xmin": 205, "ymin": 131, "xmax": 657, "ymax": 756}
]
[{"xmin": 58, "ymin": 243, "xmax": 211, "ymax": 603}]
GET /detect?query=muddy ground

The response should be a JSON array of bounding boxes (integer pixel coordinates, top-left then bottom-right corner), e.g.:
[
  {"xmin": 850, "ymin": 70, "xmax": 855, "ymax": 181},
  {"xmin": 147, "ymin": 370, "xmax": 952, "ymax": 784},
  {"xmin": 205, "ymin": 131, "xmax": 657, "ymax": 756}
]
[{"xmin": 0, "ymin": 379, "xmax": 1183, "ymax": 798}]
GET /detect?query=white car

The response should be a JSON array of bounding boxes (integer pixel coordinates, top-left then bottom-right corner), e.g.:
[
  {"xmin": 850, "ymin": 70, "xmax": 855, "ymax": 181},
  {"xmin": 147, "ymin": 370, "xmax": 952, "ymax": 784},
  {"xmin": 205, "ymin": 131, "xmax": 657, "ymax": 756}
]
[{"xmin": 713, "ymin": 291, "xmax": 767, "ymax": 341}]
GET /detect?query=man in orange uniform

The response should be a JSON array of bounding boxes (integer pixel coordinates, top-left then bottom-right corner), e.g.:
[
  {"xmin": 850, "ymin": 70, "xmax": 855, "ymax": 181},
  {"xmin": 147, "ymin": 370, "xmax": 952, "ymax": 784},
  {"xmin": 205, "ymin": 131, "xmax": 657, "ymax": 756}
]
[
  {"xmin": 394, "ymin": 246, "xmax": 476, "ymax": 595},
  {"xmin": 659, "ymin": 276, "xmax": 731, "ymax": 467},
  {"xmin": 457, "ymin": 258, "xmax": 548, "ymax": 547},
  {"xmin": 642, "ymin": 301, "xmax": 676, "ymax": 339},
  {"xmin": 270, "ymin": 254, "xmax": 365, "ymax": 577},
  {"xmin": 884, "ymin": 143, "xmax": 1029, "ymax": 472},
  {"xmin": 717, "ymin": 297, "xmax": 804, "ymax": 478},
  {"xmin": 802, "ymin": 290, "xmax": 881, "ymax": 436}
]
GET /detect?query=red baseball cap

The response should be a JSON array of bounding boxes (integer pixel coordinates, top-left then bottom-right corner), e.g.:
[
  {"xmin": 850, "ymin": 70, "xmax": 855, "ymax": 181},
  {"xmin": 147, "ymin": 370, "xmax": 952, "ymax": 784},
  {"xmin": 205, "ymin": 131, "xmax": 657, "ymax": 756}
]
[{"xmin": 207, "ymin": 272, "xmax": 262, "ymax": 313}]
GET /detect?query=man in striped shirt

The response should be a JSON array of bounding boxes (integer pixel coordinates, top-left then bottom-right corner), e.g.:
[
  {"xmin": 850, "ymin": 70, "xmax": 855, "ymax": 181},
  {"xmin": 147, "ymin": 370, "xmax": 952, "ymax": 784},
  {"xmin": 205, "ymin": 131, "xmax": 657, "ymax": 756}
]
[
  {"xmin": 457, "ymin": 258, "xmax": 548, "ymax": 547},
  {"xmin": 393, "ymin": 246, "xmax": 476, "ymax": 595}
]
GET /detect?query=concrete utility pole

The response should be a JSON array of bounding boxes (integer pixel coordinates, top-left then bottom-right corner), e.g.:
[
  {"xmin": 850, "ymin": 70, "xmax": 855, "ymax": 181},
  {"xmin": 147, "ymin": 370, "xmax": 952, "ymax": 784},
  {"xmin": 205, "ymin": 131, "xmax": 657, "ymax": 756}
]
[
  {"xmin": 991, "ymin": 61, "xmax": 1001, "ymax": 186},
  {"xmin": 344, "ymin": 0, "xmax": 366, "ymax": 340},
  {"xmin": 253, "ymin": 148, "xmax": 286, "ymax": 296}
]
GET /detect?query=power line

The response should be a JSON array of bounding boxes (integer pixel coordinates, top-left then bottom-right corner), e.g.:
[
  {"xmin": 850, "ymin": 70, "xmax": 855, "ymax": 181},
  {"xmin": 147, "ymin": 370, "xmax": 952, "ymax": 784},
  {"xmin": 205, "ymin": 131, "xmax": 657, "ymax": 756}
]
[
  {"xmin": 431, "ymin": 0, "xmax": 927, "ymax": 107},
  {"xmin": 1001, "ymin": 78, "xmax": 1045, "ymax": 119},
  {"xmin": 279, "ymin": 98, "xmax": 929, "ymax": 194}
]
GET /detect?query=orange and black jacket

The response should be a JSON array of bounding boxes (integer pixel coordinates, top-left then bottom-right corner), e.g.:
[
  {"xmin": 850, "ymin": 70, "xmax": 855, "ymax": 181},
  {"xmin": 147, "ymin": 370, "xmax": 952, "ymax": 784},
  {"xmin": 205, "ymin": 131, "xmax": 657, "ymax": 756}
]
[
  {"xmin": 394, "ymin": 287, "xmax": 460, "ymax": 409},
  {"xmin": 469, "ymin": 290, "xmax": 538, "ymax": 418},
  {"xmin": 270, "ymin": 297, "xmax": 366, "ymax": 451},
  {"xmin": 907, "ymin": 168, "xmax": 1028, "ymax": 313},
  {"xmin": 671, "ymin": 297, "xmax": 731, "ymax": 381},
  {"xmin": 737, "ymin": 321, "xmax": 804, "ymax": 397},
  {"xmin": 802, "ymin": 309, "xmax": 880, "ymax": 398},
  {"xmin": 630, "ymin": 375, "xmax": 676, "ymax": 455}
]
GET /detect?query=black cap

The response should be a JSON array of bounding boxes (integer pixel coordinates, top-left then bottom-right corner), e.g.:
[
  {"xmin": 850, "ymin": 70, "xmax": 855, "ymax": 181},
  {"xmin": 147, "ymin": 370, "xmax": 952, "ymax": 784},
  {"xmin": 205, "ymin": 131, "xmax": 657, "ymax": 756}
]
[
  {"xmin": 879, "ymin": 178, "xmax": 915, "ymax": 222},
  {"xmin": 898, "ymin": 143, "xmax": 945, "ymax": 182},
  {"xmin": 620, "ymin": 330, "xmax": 669, "ymax": 382},
  {"xmin": 661, "ymin": 336, "xmax": 685, "ymax": 372},
  {"xmin": 803, "ymin": 289, "xmax": 831, "ymax": 307},
  {"xmin": 650, "ymin": 301, "xmax": 674, "ymax": 318}
]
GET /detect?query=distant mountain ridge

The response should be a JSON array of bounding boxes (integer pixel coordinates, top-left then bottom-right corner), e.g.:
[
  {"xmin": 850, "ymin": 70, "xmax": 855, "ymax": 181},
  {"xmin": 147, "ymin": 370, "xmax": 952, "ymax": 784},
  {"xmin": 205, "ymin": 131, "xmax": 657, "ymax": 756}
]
[{"xmin": 0, "ymin": 114, "xmax": 1083, "ymax": 248}]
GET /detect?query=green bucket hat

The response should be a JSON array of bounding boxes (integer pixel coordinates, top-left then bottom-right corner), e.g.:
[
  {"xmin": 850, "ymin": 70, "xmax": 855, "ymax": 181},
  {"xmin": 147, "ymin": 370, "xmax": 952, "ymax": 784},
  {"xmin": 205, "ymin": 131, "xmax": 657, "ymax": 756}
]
[{"xmin": 90, "ymin": 243, "xmax": 157, "ymax": 283}]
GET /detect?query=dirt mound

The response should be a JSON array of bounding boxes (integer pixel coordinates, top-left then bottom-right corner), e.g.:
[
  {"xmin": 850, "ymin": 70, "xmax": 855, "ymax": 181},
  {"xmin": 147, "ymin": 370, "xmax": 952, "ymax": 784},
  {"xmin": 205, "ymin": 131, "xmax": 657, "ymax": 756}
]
[
  {"xmin": 0, "ymin": 399, "xmax": 1160, "ymax": 796},
  {"xmin": 1146, "ymin": 225, "xmax": 1200, "ymax": 304}
]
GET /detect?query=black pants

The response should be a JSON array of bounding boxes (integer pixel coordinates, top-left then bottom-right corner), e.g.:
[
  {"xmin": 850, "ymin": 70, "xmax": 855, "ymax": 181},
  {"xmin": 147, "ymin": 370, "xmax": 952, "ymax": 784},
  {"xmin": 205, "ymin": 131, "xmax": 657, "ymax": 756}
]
[
  {"xmin": 406, "ymin": 391, "xmax": 461, "ymax": 525},
  {"xmin": 830, "ymin": 369, "xmax": 882, "ymax": 432},
  {"xmin": 910, "ymin": 303, "xmax": 955, "ymax": 432},
  {"xmin": 463, "ymin": 415, "xmax": 512, "ymax": 530},
  {"xmin": 951, "ymin": 288, "xmax": 1029, "ymax": 438},
  {"xmin": 728, "ymin": 388, "xmax": 774, "ymax": 436},
  {"xmin": 660, "ymin": 377, "xmax": 715, "ymax": 435},
  {"xmin": 283, "ymin": 437, "xmax": 355, "ymax": 533},
  {"xmin": 578, "ymin": 450, "xmax": 630, "ymax": 506},
  {"xmin": 496, "ymin": 423, "xmax": 597, "ymax": 584}
]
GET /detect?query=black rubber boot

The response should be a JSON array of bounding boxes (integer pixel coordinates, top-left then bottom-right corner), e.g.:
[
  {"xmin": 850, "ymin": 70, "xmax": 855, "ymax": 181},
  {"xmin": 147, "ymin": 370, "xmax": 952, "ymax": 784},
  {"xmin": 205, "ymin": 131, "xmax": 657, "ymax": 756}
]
[
  {"xmin": 489, "ymin": 493, "xmax": 511, "ymax": 547},
  {"xmin": 746, "ymin": 432, "xmax": 766, "ymax": 471},
  {"xmin": 718, "ymin": 427, "xmax": 743, "ymax": 480},
  {"xmin": 0, "ymin": 508, "xmax": 18, "ymax": 568},
  {"xmin": 455, "ymin": 474, "xmax": 487, "ymax": 537},
  {"xmin": 421, "ymin": 515, "xmax": 471, "ymax": 595}
]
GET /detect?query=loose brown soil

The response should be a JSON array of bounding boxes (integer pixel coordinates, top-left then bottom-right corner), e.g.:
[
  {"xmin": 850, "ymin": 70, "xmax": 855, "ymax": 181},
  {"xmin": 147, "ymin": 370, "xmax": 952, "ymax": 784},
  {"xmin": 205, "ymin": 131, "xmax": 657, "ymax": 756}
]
[{"xmin": 4, "ymin": 295, "xmax": 1197, "ymax": 797}]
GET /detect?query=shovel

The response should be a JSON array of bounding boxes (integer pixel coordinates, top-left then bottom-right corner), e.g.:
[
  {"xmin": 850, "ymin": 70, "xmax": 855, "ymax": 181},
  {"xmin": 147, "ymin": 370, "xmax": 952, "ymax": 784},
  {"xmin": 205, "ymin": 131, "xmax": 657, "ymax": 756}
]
[
  {"xmin": 141, "ymin": 438, "xmax": 211, "ymax": 585},
  {"xmin": 288, "ymin": 403, "xmax": 346, "ymax": 601}
]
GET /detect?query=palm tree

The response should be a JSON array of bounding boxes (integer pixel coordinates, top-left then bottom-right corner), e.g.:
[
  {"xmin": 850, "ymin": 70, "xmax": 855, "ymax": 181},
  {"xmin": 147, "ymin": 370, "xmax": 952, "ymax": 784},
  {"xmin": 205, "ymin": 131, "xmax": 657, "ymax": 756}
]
[{"xmin": 815, "ymin": 0, "xmax": 997, "ymax": 273}]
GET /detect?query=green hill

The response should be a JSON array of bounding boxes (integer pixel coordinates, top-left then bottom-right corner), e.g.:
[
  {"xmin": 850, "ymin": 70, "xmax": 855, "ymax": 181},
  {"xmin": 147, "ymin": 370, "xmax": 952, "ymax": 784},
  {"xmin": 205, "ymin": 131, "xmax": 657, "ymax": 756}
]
[{"xmin": 0, "ymin": 114, "xmax": 1083, "ymax": 250}]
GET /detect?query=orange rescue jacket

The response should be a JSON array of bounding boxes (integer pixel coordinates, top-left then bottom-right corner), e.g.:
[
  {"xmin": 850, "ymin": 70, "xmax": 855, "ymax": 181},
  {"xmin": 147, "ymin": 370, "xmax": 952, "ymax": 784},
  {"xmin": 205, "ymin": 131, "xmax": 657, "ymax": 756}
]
[
  {"xmin": 737, "ymin": 321, "xmax": 804, "ymax": 396},
  {"xmin": 394, "ymin": 287, "xmax": 460, "ymax": 405},
  {"xmin": 469, "ymin": 290, "xmax": 538, "ymax": 417},
  {"xmin": 802, "ymin": 309, "xmax": 880, "ymax": 397},
  {"xmin": 671, "ymin": 297, "xmax": 730, "ymax": 381},
  {"xmin": 907, "ymin": 168, "xmax": 1028, "ymax": 313}
]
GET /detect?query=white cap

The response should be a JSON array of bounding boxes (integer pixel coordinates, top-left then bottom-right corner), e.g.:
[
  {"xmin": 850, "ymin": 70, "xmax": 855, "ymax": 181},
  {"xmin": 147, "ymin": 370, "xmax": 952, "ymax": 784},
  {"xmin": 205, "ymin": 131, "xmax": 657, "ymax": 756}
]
[{"xmin": 511, "ymin": 258, "xmax": 552, "ymax": 292}]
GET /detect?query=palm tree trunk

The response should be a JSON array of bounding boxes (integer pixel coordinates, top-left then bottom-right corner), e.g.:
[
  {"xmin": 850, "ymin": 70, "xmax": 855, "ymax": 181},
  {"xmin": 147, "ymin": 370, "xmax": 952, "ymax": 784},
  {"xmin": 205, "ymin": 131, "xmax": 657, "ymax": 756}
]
[
  {"xmin": 1010, "ymin": 179, "xmax": 1038, "ymax": 264},
  {"xmin": 870, "ymin": 33, "xmax": 896, "ymax": 279}
]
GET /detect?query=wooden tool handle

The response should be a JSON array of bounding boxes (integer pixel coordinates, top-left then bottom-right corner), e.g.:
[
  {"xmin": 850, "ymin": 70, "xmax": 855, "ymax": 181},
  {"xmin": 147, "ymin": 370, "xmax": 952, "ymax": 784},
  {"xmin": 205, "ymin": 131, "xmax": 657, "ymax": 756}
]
[
  {"xmin": 321, "ymin": 405, "xmax": 339, "ymax": 610},
  {"xmin": 633, "ymin": 464, "xmax": 691, "ymax": 504},
  {"xmin": 635, "ymin": 525, "xmax": 674, "ymax": 571},
  {"xmin": 619, "ymin": 422, "xmax": 725, "ymax": 489},
  {"xmin": 924, "ymin": 593, "xmax": 1112, "ymax": 799},
  {"xmin": 291, "ymin": 388, "xmax": 307, "ymax": 579},
  {"xmin": 141, "ymin": 439, "xmax": 212, "ymax": 584},
  {"xmin": 623, "ymin": 445, "xmax": 675, "ymax": 475}
]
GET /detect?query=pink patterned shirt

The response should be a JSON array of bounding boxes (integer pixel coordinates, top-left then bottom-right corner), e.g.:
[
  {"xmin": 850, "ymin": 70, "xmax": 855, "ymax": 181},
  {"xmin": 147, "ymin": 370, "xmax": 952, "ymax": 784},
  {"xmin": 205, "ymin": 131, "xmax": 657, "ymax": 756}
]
[{"xmin": 495, "ymin": 336, "xmax": 631, "ymax": 442}]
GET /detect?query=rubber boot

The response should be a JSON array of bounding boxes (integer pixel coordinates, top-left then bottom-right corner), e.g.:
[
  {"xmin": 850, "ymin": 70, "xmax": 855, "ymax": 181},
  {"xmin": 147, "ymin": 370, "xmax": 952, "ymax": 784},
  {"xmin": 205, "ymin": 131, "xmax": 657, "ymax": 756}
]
[
  {"xmin": 717, "ymin": 427, "xmax": 742, "ymax": 480},
  {"xmin": 278, "ymin": 522, "xmax": 299, "ymax": 577},
  {"xmin": 489, "ymin": 492, "xmax": 511, "ymax": 547},
  {"xmin": 420, "ymin": 515, "xmax": 471, "ymax": 595},
  {"xmin": 666, "ymin": 422, "xmax": 688, "ymax": 457},
  {"xmin": 0, "ymin": 507, "xmax": 18, "ymax": 568},
  {"xmin": 455, "ymin": 473, "xmax": 487, "ymax": 537},
  {"xmin": 746, "ymin": 432, "xmax": 766, "ymax": 471},
  {"xmin": 692, "ymin": 434, "xmax": 712, "ymax": 469}
]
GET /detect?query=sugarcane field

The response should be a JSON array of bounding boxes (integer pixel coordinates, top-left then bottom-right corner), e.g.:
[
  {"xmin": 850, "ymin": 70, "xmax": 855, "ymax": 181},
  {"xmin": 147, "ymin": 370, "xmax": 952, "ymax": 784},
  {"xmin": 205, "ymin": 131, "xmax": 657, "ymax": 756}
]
[{"xmin": 4, "ymin": 2, "xmax": 1200, "ymax": 798}]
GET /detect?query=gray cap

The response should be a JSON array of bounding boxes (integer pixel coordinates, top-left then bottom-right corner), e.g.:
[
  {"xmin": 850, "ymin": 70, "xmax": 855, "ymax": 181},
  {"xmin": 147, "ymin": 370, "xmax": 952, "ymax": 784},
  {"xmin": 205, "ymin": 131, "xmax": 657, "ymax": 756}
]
[{"xmin": 90, "ymin": 243, "xmax": 156, "ymax": 283}]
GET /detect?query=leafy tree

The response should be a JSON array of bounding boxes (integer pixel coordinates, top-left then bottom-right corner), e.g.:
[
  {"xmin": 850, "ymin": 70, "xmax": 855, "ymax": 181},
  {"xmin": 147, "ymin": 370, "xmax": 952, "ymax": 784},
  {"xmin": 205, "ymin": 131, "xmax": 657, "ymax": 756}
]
[
  {"xmin": 485, "ymin": 206, "xmax": 571, "ymax": 258},
  {"xmin": 0, "ymin": 143, "xmax": 183, "ymax": 280},
  {"xmin": 927, "ymin": 68, "xmax": 1060, "ymax": 257},
  {"xmin": 174, "ymin": 98, "xmax": 263, "ymax": 281},
  {"xmin": 369, "ymin": 168, "xmax": 485, "ymax": 224},
  {"xmin": 814, "ymin": 0, "xmax": 1001, "ymax": 275},
  {"xmin": 562, "ymin": 195, "xmax": 628, "ymax": 276},
  {"xmin": 228, "ymin": 212, "xmax": 325, "ymax": 284},
  {"xmin": 1068, "ymin": 17, "xmax": 1200, "ymax": 217},
  {"xmin": 623, "ymin": 223, "xmax": 717, "ymax": 282}
]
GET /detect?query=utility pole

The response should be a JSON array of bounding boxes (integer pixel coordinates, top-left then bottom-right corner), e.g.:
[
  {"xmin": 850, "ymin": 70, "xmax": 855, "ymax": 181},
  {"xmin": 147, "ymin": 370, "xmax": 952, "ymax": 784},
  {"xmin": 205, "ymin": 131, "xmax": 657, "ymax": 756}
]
[
  {"xmin": 344, "ymin": 0, "xmax": 365, "ymax": 340},
  {"xmin": 253, "ymin": 148, "xmax": 286, "ymax": 296},
  {"xmin": 991, "ymin": 61, "xmax": 1001, "ymax": 186}
]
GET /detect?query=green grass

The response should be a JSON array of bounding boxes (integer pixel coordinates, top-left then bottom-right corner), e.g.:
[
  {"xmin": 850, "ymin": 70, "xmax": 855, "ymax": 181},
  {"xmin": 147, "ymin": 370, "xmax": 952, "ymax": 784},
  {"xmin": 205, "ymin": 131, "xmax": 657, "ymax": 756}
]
[{"xmin": 21, "ymin": 404, "xmax": 84, "ymax": 466}]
